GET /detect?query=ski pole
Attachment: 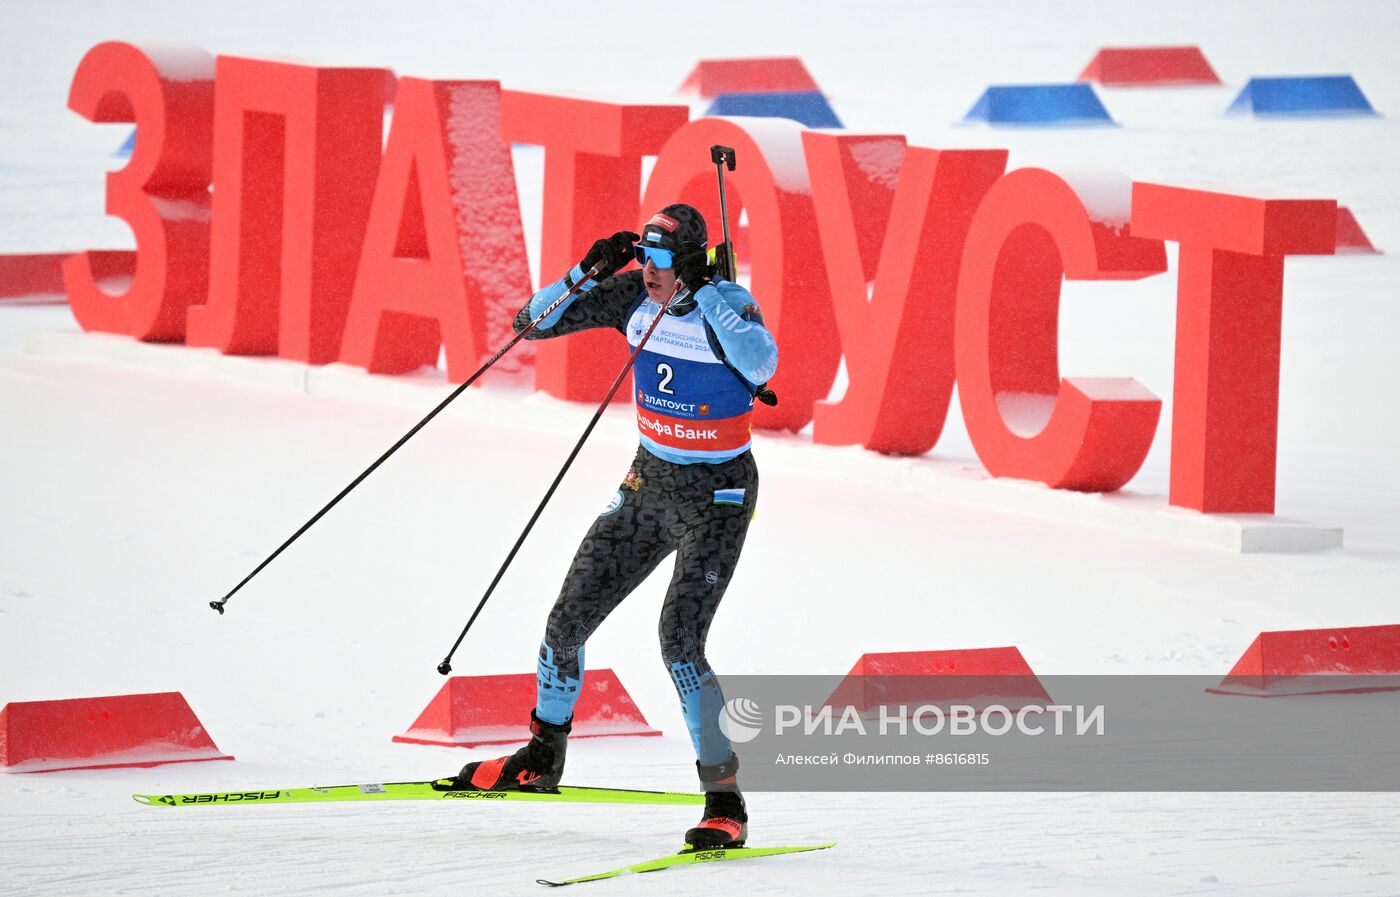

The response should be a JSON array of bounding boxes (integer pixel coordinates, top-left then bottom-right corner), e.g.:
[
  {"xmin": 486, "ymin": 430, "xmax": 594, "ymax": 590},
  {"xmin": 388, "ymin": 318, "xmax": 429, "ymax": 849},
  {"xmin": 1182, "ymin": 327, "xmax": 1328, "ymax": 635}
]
[
  {"xmin": 709, "ymin": 145, "xmax": 737, "ymax": 280},
  {"xmin": 707, "ymin": 145, "xmax": 775, "ymax": 406},
  {"xmin": 209, "ymin": 262, "xmax": 607, "ymax": 616},
  {"xmin": 435, "ymin": 283, "xmax": 684, "ymax": 675}
]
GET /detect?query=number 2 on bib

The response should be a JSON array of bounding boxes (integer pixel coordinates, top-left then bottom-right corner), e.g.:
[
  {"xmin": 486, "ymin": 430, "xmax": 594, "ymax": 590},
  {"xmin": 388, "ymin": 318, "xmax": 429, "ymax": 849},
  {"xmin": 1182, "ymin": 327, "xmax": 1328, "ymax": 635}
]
[{"xmin": 656, "ymin": 362, "xmax": 676, "ymax": 394}]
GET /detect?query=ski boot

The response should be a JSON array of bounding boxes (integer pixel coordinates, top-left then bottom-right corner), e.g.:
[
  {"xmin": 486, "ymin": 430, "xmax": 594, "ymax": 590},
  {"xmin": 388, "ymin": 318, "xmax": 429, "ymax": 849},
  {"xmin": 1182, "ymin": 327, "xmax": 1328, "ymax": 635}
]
[
  {"xmin": 433, "ymin": 710, "xmax": 570, "ymax": 792},
  {"xmin": 683, "ymin": 753, "xmax": 748, "ymax": 850}
]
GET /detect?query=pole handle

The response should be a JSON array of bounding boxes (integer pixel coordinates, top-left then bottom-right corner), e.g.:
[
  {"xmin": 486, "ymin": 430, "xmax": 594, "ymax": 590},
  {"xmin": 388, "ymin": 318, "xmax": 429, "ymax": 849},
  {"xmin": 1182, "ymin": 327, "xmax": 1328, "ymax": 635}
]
[{"xmin": 710, "ymin": 145, "xmax": 738, "ymax": 281}]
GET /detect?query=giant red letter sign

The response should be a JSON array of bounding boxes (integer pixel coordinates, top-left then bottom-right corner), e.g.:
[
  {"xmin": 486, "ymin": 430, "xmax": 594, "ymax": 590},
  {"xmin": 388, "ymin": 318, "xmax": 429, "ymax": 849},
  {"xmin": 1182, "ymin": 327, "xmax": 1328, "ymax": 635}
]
[
  {"xmin": 1131, "ymin": 183, "xmax": 1336, "ymax": 512},
  {"xmin": 339, "ymin": 78, "xmax": 531, "ymax": 381},
  {"xmin": 643, "ymin": 118, "xmax": 839, "ymax": 431},
  {"xmin": 185, "ymin": 57, "xmax": 388, "ymax": 363},
  {"xmin": 806, "ymin": 133, "xmax": 1007, "ymax": 454},
  {"xmin": 64, "ymin": 42, "xmax": 214, "ymax": 340},
  {"xmin": 955, "ymin": 169, "xmax": 1167, "ymax": 491},
  {"xmin": 501, "ymin": 91, "xmax": 688, "ymax": 399}
]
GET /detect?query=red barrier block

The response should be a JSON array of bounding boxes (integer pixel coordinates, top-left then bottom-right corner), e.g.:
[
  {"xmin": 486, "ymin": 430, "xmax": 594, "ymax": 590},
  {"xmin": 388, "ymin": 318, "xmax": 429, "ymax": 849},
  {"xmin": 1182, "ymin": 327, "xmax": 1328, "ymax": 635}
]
[
  {"xmin": 339, "ymin": 78, "xmax": 532, "ymax": 382},
  {"xmin": 1131, "ymin": 182, "xmax": 1336, "ymax": 512},
  {"xmin": 0, "ymin": 252, "xmax": 129, "ymax": 306},
  {"xmin": 392, "ymin": 670, "xmax": 661, "ymax": 748},
  {"xmin": 1078, "ymin": 46, "xmax": 1221, "ymax": 86},
  {"xmin": 0, "ymin": 254, "xmax": 68, "ymax": 298},
  {"xmin": 185, "ymin": 57, "xmax": 389, "ymax": 363},
  {"xmin": 826, "ymin": 648, "xmax": 1051, "ymax": 713},
  {"xmin": 501, "ymin": 91, "xmax": 688, "ymax": 398},
  {"xmin": 1336, "ymin": 206, "xmax": 1380, "ymax": 253},
  {"xmin": 852, "ymin": 647, "xmax": 1040, "ymax": 676},
  {"xmin": 1210, "ymin": 625, "xmax": 1400, "ymax": 697},
  {"xmin": 955, "ymin": 168, "xmax": 1167, "ymax": 491},
  {"xmin": 643, "ymin": 117, "xmax": 841, "ymax": 431},
  {"xmin": 805, "ymin": 133, "xmax": 1007, "ymax": 454},
  {"xmin": 64, "ymin": 41, "xmax": 215, "ymax": 341},
  {"xmin": 0, "ymin": 692, "xmax": 233, "ymax": 773},
  {"xmin": 679, "ymin": 57, "xmax": 819, "ymax": 97}
]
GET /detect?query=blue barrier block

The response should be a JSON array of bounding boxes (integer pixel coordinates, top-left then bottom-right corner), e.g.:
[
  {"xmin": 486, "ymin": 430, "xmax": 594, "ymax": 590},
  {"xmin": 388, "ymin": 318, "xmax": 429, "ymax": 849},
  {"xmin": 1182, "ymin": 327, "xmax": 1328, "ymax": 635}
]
[
  {"xmin": 963, "ymin": 83, "xmax": 1115, "ymax": 126},
  {"xmin": 1227, "ymin": 75, "xmax": 1377, "ymax": 117},
  {"xmin": 705, "ymin": 91, "xmax": 842, "ymax": 128},
  {"xmin": 115, "ymin": 128, "xmax": 136, "ymax": 157}
]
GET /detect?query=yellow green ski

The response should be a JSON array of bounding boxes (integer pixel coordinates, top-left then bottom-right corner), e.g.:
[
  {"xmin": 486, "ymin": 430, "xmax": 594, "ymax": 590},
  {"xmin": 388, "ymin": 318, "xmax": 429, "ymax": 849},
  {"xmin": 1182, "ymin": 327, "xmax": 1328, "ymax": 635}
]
[
  {"xmin": 537, "ymin": 842, "xmax": 837, "ymax": 887},
  {"xmin": 132, "ymin": 780, "xmax": 705, "ymax": 808}
]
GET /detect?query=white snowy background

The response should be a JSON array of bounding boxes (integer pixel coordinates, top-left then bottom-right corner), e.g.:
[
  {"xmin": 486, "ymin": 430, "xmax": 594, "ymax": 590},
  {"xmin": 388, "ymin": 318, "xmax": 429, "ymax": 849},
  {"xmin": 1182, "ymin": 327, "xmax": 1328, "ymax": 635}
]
[{"xmin": 2, "ymin": 1, "xmax": 1399, "ymax": 895}]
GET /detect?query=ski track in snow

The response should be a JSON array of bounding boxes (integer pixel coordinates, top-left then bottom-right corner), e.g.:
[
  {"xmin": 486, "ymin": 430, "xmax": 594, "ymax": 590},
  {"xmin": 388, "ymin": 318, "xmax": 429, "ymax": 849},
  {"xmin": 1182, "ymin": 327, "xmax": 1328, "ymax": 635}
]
[
  {"xmin": 4, "ymin": 787, "xmax": 1398, "ymax": 896},
  {"xmin": 5, "ymin": 1, "xmax": 1400, "ymax": 895}
]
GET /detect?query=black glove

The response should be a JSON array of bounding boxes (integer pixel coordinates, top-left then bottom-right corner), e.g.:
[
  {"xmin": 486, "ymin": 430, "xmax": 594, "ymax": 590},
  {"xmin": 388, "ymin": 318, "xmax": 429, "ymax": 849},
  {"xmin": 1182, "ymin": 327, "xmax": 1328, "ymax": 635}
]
[
  {"xmin": 579, "ymin": 230, "xmax": 639, "ymax": 280},
  {"xmin": 673, "ymin": 245, "xmax": 714, "ymax": 292}
]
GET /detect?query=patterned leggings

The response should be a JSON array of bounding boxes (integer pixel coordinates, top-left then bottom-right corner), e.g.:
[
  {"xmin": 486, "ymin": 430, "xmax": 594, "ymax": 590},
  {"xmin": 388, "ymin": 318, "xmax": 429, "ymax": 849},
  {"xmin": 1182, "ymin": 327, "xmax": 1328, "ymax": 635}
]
[{"xmin": 535, "ymin": 446, "xmax": 758, "ymax": 765}]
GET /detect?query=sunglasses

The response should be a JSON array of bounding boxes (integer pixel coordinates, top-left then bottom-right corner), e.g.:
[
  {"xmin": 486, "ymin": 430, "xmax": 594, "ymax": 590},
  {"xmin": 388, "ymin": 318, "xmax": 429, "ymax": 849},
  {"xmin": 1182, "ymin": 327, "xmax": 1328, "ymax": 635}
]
[{"xmin": 633, "ymin": 244, "xmax": 675, "ymax": 269}]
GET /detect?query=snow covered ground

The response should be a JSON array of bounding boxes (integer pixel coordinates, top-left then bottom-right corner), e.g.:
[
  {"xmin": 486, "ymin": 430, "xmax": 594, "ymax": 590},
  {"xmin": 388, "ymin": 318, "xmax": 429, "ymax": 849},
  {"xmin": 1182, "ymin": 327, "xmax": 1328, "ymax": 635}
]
[{"xmin": 3, "ymin": 2, "xmax": 1400, "ymax": 895}]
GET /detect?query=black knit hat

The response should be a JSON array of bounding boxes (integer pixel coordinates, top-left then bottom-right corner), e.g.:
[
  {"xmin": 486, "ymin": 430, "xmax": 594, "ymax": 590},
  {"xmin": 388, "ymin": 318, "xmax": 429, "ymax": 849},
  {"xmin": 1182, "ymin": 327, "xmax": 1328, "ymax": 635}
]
[{"xmin": 639, "ymin": 203, "xmax": 707, "ymax": 251}]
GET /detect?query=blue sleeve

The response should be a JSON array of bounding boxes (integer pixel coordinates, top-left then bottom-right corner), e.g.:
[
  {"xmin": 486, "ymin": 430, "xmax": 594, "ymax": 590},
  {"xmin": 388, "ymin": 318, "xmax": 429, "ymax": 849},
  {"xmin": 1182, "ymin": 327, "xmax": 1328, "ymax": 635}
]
[
  {"xmin": 526, "ymin": 264, "xmax": 600, "ymax": 331},
  {"xmin": 693, "ymin": 280, "xmax": 779, "ymax": 385}
]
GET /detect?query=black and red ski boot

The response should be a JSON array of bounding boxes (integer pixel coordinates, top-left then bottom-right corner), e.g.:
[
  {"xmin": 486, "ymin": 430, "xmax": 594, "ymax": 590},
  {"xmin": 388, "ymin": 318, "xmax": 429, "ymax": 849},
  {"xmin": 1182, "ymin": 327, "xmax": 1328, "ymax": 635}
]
[
  {"xmin": 683, "ymin": 753, "xmax": 748, "ymax": 850},
  {"xmin": 435, "ymin": 710, "xmax": 570, "ymax": 792}
]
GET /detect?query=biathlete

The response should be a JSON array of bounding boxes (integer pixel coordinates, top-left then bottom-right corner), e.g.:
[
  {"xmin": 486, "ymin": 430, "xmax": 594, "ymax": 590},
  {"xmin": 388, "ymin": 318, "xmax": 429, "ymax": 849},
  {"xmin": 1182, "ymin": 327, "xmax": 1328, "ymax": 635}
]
[{"xmin": 441, "ymin": 203, "xmax": 777, "ymax": 849}]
